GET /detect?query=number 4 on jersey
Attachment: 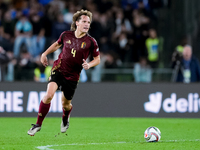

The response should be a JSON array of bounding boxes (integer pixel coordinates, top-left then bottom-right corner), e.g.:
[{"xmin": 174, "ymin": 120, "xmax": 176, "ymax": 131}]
[{"xmin": 71, "ymin": 48, "xmax": 76, "ymax": 57}]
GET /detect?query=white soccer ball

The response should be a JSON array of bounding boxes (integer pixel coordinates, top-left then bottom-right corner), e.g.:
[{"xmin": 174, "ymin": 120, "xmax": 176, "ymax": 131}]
[{"xmin": 144, "ymin": 126, "xmax": 161, "ymax": 142}]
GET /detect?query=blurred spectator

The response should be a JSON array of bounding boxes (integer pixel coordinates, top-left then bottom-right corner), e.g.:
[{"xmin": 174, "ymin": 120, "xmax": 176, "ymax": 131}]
[
  {"xmin": 172, "ymin": 36, "xmax": 188, "ymax": 62},
  {"xmin": 104, "ymin": 51, "xmax": 119, "ymax": 68},
  {"xmin": 98, "ymin": 13, "xmax": 114, "ymax": 54},
  {"xmin": 91, "ymin": 61, "xmax": 103, "ymax": 82},
  {"xmin": 15, "ymin": 47, "xmax": 35, "ymax": 81},
  {"xmin": 172, "ymin": 45, "xmax": 200, "ymax": 83},
  {"xmin": 145, "ymin": 28, "xmax": 160, "ymax": 68},
  {"xmin": 0, "ymin": 46, "xmax": 15, "ymax": 81},
  {"xmin": 113, "ymin": 9, "xmax": 132, "ymax": 39},
  {"xmin": 5, "ymin": 51, "xmax": 16, "ymax": 82},
  {"xmin": 116, "ymin": 32, "xmax": 133, "ymax": 63},
  {"xmin": 0, "ymin": 10, "xmax": 15, "ymax": 52},
  {"xmin": 131, "ymin": 9, "xmax": 150, "ymax": 62},
  {"xmin": 133, "ymin": 57, "xmax": 152, "ymax": 83},
  {"xmin": 171, "ymin": 36, "xmax": 188, "ymax": 79},
  {"xmin": 0, "ymin": 46, "xmax": 9, "ymax": 65},
  {"xmin": 91, "ymin": 51, "xmax": 118, "ymax": 82},
  {"xmin": 89, "ymin": 11, "xmax": 102, "ymax": 45},
  {"xmin": 34, "ymin": 57, "xmax": 53, "ymax": 82},
  {"xmin": 30, "ymin": 13, "xmax": 46, "ymax": 57},
  {"xmin": 13, "ymin": 13, "xmax": 33, "ymax": 58},
  {"xmin": 79, "ymin": 69, "xmax": 88, "ymax": 83},
  {"xmin": 41, "ymin": 4, "xmax": 53, "ymax": 54},
  {"xmin": 104, "ymin": 51, "xmax": 119, "ymax": 81},
  {"xmin": 52, "ymin": 13, "xmax": 70, "ymax": 42},
  {"xmin": 123, "ymin": 3, "xmax": 133, "ymax": 22}
]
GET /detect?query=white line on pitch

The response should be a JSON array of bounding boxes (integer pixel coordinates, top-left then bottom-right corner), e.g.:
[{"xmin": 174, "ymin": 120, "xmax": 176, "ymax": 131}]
[
  {"xmin": 36, "ymin": 142, "xmax": 129, "ymax": 150},
  {"xmin": 36, "ymin": 139, "xmax": 200, "ymax": 150}
]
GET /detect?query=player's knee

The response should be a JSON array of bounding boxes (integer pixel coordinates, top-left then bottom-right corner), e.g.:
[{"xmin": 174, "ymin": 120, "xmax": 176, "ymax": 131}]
[
  {"xmin": 62, "ymin": 101, "xmax": 72, "ymax": 110},
  {"xmin": 63, "ymin": 105, "xmax": 72, "ymax": 111},
  {"xmin": 43, "ymin": 93, "xmax": 54, "ymax": 103},
  {"xmin": 47, "ymin": 93, "xmax": 54, "ymax": 100},
  {"xmin": 62, "ymin": 97, "xmax": 71, "ymax": 104}
]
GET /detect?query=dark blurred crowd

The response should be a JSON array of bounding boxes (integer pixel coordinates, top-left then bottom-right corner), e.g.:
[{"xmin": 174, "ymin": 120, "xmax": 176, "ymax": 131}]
[{"xmin": 0, "ymin": 0, "xmax": 166, "ymax": 82}]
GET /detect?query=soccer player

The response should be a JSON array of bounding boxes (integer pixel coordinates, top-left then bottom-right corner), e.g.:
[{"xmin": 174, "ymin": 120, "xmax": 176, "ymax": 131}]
[{"xmin": 27, "ymin": 10, "xmax": 100, "ymax": 136}]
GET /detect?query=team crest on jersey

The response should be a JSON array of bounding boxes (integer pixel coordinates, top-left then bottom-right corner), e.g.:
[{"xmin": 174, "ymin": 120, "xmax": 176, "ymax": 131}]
[
  {"xmin": 81, "ymin": 42, "xmax": 86, "ymax": 49},
  {"xmin": 66, "ymin": 40, "xmax": 71, "ymax": 44}
]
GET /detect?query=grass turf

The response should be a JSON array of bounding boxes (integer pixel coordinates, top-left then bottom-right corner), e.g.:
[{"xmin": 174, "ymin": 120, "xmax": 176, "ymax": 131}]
[{"xmin": 0, "ymin": 117, "xmax": 200, "ymax": 150}]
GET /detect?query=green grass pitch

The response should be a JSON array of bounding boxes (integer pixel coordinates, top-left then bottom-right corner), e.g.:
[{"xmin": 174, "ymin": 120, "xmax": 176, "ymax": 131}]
[{"xmin": 0, "ymin": 117, "xmax": 200, "ymax": 150}]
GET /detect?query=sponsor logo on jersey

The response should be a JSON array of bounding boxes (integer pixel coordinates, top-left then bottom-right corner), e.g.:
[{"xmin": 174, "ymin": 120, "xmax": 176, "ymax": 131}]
[
  {"xmin": 66, "ymin": 40, "xmax": 71, "ymax": 44},
  {"xmin": 81, "ymin": 42, "xmax": 86, "ymax": 49}
]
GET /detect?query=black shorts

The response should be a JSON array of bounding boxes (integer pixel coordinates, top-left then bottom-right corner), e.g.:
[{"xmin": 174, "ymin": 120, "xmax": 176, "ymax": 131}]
[{"xmin": 48, "ymin": 70, "xmax": 78, "ymax": 100}]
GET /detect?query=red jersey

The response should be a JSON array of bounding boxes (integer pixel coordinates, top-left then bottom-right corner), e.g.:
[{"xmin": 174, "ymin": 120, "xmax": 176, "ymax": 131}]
[{"xmin": 52, "ymin": 31, "xmax": 99, "ymax": 81}]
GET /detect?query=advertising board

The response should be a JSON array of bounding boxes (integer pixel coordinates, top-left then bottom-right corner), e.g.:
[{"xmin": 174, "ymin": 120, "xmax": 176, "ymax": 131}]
[{"xmin": 0, "ymin": 82, "xmax": 200, "ymax": 118}]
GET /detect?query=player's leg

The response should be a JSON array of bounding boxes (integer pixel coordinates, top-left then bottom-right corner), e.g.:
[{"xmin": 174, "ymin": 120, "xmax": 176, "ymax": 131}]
[
  {"xmin": 60, "ymin": 79, "xmax": 78, "ymax": 133},
  {"xmin": 61, "ymin": 92, "xmax": 72, "ymax": 133},
  {"xmin": 27, "ymin": 82, "xmax": 58, "ymax": 136},
  {"xmin": 36, "ymin": 82, "xmax": 58, "ymax": 125}
]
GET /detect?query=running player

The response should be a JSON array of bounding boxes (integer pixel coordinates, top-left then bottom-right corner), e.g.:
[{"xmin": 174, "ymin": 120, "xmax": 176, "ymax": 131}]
[{"xmin": 27, "ymin": 10, "xmax": 100, "ymax": 136}]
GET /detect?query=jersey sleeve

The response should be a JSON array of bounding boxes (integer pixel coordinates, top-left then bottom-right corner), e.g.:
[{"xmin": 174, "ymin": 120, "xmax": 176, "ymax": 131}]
[
  {"xmin": 90, "ymin": 38, "xmax": 100, "ymax": 57},
  {"xmin": 57, "ymin": 32, "xmax": 66, "ymax": 44}
]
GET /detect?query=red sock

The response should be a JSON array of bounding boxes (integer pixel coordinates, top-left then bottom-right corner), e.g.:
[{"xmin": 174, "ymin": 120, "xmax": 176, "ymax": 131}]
[
  {"xmin": 36, "ymin": 101, "xmax": 51, "ymax": 126},
  {"xmin": 62, "ymin": 106, "xmax": 73, "ymax": 123}
]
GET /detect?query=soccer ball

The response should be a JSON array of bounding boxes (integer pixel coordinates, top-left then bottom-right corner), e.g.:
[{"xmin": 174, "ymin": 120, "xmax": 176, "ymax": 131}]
[{"xmin": 144, "ymin": 126, "xmax": 161, "ymax": 142}]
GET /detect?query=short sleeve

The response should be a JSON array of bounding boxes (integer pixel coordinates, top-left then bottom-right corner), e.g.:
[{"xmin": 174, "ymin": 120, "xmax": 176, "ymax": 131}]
[
  {"xmin": 24, "ymin": 22, "xmax": 32, "ymax": 32},
  {"xmin": 57, "ymin": 32, "xmax": 66, "ymax": 44},
  {"xmin": 16, "ymin": 22, "xmax": 22, "ymax": 31},
  {"xmin": 90, "ymin": 38, "xmax": 100, "ymax": 57}
]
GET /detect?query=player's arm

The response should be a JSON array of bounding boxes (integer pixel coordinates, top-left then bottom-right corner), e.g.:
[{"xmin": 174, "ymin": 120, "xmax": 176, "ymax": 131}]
[
  {"xmin": 41, "ymin": 41, "xmax": 62, "ymax": 67},
  {"xmin": 82, "ymin": 55, "xmax": 100, "ymax": 70}
]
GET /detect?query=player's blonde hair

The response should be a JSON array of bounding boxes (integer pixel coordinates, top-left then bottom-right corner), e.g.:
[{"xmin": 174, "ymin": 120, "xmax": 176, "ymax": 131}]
[{"xmin": 70, "ymin": 9, "xmax": 92, "ymax": 31}]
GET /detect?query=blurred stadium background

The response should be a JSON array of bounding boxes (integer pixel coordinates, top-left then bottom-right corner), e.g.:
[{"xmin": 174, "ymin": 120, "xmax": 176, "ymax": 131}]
[
  {"xmin": 1, "ymin": 0, "xmax": 200, "ymax": 116},
  {"xmin": 1, "ymin": 0, "xmax": 200, "ymax": 82}
]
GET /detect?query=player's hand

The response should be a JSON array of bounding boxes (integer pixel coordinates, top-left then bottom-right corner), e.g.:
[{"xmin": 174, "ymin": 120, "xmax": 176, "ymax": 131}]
[
  {"xmin": 41, "ymin": 54, "xmax": 48, "ymax": 67},
  {"xmin": 82, "ymin": 59, "xmax": 90, "ymax": 70}
]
